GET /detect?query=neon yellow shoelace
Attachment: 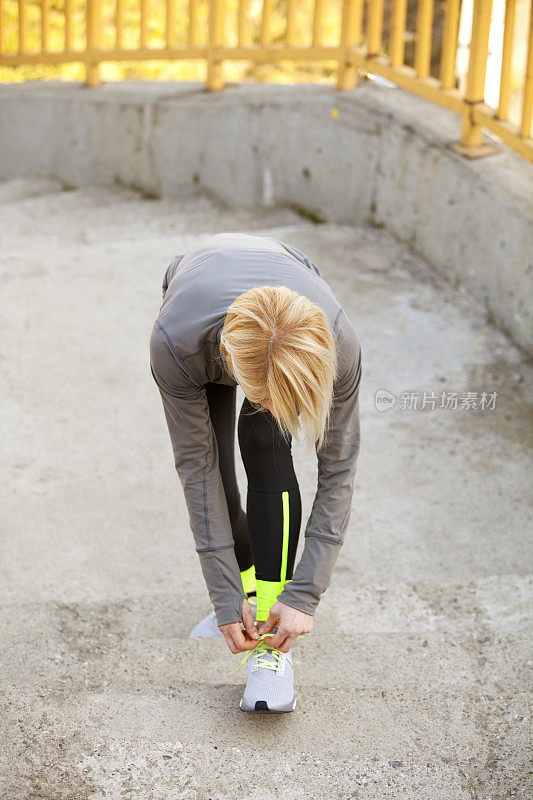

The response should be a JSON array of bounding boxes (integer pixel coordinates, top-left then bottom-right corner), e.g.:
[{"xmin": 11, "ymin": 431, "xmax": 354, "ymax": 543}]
[{"xmin": 236, "ymin": 633, "xmax": 283, "ymax": 673}]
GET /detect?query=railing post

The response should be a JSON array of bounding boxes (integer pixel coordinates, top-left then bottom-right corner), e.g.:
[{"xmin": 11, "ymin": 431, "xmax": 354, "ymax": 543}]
[
  {"xmin": 166, "ymin": 0, "xmax": 174, "ymax": 48},
  {"xmin": 439, "ymin": 0, "xmax": 461, "ymax": 89},
  {"xmin": 41, "ymin": 0, "xmax": 50, "ymax": 53},
  {"xmin": 367, "ymin": 0, "xmax": 384, "ymax": 57},
  {"xmin": 86, "ymin": 0, "xmax": 101, "ymax": 86},
  {"xmin": 206, "ymin": 0, "xmax": 225, "ymax": 91},
  {"xmin": 521, "ymin": 0, "xmax": 533, "ymax": 138},
  {"xmin": 460, "ymin": 0, "xmax": 493, "ymax": 149},
  {"xmin": 116, "ymin": 0, "xmax": 124, "ymax": 49},
  {"xmin": 312, "ymin": 0, "xmax": 324, "ymax": 47},
  {"xmin": 285, "ymin": 0, "xmax": 296, "ymax": 46},
  {"xmin": 140, "ymin": 0, "xmax": 149, "ymax": 49},
  {"xmin": 189, "ymin": 0, "xmax": 199, "ymax": 47},
  {"xmin": 497, "ymin": 0, "xmax": 516, "ymax": 121},
  {"xmin": 390, "ymin": 0, "xmax": 408, "ymax": 68},
  {"xmin": 261, "ymin": 0, "xmax": 273, "ymax": 48},
  {"xmin": 414, "ymin": 0, "xmax": 433, "ymax": 79},
  {"xmin": 65, "ymin": 0, "xmax": 74, "ymax": 52},
  {"xmin": 336, "ymin": 0, "xmax": 363, "ymax": 90},
  {"xmin": 18, "ymin": 0, "xmax": 27, "ymax": 54}
]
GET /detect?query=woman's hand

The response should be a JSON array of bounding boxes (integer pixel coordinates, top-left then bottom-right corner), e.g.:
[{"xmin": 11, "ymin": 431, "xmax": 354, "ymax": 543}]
[
  {"xmin": 219, "ymin": 598, "xmax": 260, "ymax": 654},
  {"xmin": 257, "ymin": 601, "xmax": 313, "ymax": 652}
]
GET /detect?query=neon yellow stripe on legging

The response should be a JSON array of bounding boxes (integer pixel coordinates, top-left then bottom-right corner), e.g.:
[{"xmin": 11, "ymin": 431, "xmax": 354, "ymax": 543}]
[
  {"xmin": 280, "ymin": 490, "xmax": 290, "ymax": 583},
  {"xmin": 240, "ymin": 563, "xmax": 257, "ymax": 594}
]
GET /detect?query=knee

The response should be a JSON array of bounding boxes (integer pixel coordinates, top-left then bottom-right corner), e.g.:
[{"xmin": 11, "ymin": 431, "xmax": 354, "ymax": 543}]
[{"xmin": 238, "ymin": 411, "xmax": 277, "ymax": 462}]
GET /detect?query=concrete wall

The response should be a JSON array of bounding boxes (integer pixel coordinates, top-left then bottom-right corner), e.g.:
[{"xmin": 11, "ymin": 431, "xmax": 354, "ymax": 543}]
[{"xmin": 1, "ymin": 79, "xmax": 532, "ymax": 354}]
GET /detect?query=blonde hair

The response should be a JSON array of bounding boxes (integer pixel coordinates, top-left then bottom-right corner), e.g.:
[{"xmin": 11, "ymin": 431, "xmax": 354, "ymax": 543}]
[{"xmin": 219, "ymin": 285, "xmax": 338, "ymax": 452}]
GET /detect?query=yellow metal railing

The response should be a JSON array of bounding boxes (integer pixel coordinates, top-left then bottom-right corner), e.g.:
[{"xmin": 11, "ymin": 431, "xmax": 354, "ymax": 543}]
[{"xmin": 1, "ymin": 0, "xmax": 532, "ymax": 161}]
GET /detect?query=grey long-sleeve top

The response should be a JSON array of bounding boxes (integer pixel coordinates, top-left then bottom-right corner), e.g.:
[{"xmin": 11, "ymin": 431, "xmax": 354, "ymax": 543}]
[{"xmin": 149, "ymin": 232, "xmax": 362, "ymax": 626}]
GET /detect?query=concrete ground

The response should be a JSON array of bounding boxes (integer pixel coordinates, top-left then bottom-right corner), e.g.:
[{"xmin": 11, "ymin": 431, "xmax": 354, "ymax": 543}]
[{"xmin": 0, "ymin": 176, "xmax": 531, "ymax": 799}]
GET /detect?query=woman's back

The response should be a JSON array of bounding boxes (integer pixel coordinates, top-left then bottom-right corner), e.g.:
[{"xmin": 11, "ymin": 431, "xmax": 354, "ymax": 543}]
[{"xmin": 156, "ymin": 232, "xmax": 346, "ymax": 386}]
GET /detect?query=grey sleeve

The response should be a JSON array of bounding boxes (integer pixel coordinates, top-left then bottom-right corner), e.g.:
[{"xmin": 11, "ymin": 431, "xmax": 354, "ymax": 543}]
[
  {"xmin": 277, "ymin": 314, "xmax": 362, "ymax": 615},
  {"xmin": 149, "ymin": 321, "xmax": 246, "ymax": 626},
  {"xmin": 279, "ymin": 240, "xmax": 321, "ymax": 276},
  {"xmin": 162, "ymin": 255, "xmax": 185, "ymax": 299}
]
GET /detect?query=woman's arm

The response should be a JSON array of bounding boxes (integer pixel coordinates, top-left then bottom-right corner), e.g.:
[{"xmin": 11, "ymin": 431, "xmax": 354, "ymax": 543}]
[
  {"xmin": 275, "ymin": 312, "xmax": 362, "ymax": 616},
  {"xmin": 149, "ymin": 320, "xmax": 252, "ymax": 633},
  {"xmin": 161, "ymin": 255, "xmax": 184, "ymax": 300}
]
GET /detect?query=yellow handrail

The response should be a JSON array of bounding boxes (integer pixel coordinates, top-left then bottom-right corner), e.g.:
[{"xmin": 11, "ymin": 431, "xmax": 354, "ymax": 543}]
[{"xmin": 0, "ymin": 0, "xmax": 531, "ymax": 162}]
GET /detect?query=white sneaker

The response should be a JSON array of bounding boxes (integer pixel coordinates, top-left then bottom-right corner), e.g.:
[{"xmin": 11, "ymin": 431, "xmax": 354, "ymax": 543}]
[
  {"xmin": 238, "ymin": 635, "xmax": 296, "ymax": 713},
  {"xmin": 188, "ymin": 597, "xmax": 257, "ymax": 639}
]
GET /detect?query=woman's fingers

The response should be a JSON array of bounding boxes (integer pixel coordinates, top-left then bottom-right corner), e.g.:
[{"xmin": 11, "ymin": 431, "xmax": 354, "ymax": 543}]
[
  {"xmin": 221, "ymin": 629, "xmax": 238, "ymax": 654},
  {"xmin": 234, "ymin": 637, "xmax": 258, "ymax": 652},
  {"xmin": 257, "ymin": 607, "xmax": 279, "ymax": 635},
  {"xmin": 221, "ymin": 601, "xmax": 312, "ymax": 654},
  {"xmin": 266, "ymin": 625, "xmax": 290, "ymax": 650},
  {"xmin": 231, "ymin": 626, "xmax": 258, "ymax": 653},
  {"xmin": 220, "ymin": 622, "xmax": 257, "ymax": 653},
  {"xmin": 277, "ymin": 633, "xmax": 299, "ymax": 653},
  {"xmin": 242, "ymin": 600, "xmax": 260, "ymax": 641},
  {"xmin": 257, "ymin": 601, "xmax": 306, "ymax": 648}
]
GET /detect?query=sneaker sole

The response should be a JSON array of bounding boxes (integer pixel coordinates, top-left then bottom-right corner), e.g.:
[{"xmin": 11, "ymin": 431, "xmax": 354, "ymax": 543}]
[{"xmin": 239, "ymin": 697, "xmax": 296, "ymax": 713}]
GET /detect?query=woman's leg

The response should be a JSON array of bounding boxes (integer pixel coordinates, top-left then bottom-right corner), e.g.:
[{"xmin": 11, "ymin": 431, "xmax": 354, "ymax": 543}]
[
  {"xmin": 205, "ymin": 383, "xmax": 255, "ymax": 594},
  {"xmin": 237, "ymin": 397, "xmax": 302, "ymax": 622}
]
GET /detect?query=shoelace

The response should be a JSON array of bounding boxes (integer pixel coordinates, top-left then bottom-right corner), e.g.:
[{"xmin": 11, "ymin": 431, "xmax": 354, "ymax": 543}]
[{"xmin": 236, "ymin": 633, "xmax": 284, "ymax": 673}]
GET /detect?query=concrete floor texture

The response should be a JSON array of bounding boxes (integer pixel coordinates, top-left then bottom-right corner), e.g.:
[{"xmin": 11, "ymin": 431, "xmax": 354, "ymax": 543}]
[{"xmin": 0, "ymin": 176, "xmax": 531, "ymax": 800}]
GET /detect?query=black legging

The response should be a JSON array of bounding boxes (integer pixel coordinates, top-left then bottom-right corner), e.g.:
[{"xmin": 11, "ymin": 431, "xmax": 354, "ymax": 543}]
[{"xmin": 205, "ymin": 382, "xmax": 302, "ymax": 584}]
